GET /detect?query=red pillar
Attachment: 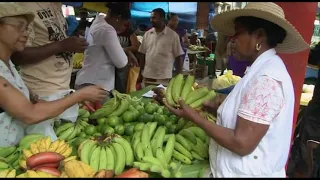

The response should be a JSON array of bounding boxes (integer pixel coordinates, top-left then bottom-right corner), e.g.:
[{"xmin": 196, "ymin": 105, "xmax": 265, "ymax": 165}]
[{"xmin": 274, "ymin": 2, "xmax": 318, "ymax": 171}]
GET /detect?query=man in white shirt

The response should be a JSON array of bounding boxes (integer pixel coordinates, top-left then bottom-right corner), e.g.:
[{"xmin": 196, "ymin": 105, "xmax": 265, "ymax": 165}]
[
  {"xmin": 75, "ymin": 2, "xmax": 137, "ymax": 94},
  {"xmin": 138, "ymin": 8, "xmax": 184, "ymax": 86}
]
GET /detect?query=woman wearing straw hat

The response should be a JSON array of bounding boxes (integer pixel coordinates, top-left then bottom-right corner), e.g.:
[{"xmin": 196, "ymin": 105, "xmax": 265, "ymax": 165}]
[
  {"xmin": 0, "ymin": 3, "xmax": 107, "ymax": 146},
  {"xmin": 165, "ymin": 2, "xmax": 309, "ymax": 177}
]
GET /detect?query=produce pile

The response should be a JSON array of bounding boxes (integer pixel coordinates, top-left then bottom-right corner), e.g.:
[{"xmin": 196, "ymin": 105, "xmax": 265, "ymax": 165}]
[
  {"xmin": 0, "ymin": 80, "xmax": 217, "ymax": 178},
  {"xmin": 188, "ymin": 45, "xmax": 211, "ymax": 52},
  {"xmin": 211, "ymin": 70, "xmax": 241, "ymax": 90}
]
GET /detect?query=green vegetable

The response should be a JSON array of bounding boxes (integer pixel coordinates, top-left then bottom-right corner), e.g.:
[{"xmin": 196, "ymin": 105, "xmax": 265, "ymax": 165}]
[
  {"xmin": 166, "ymin": 77, "xmax": 177, "ymax": 106},
  {"xmin": 172, "ymin": 74, "xmax": 185, "ymax": 103}
]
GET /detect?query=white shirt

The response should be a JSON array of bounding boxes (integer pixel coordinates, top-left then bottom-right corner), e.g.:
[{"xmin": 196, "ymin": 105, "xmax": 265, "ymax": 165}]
[
  {"xmin": 75, "ymin": 15, "xmax": 128, "ymax": 91},
  {"xmin": 0, "ymin": 60, "xmax": 29, "ymax": 146},
  {"xmin": 210, "ymin": 49, "xmax": 294, "ymax": 177}
]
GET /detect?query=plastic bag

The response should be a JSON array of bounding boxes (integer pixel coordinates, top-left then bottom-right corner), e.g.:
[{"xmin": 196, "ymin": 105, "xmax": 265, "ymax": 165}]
[
  {"xmin": 183, "ymin": 54, "xmax": 190, "ymax": 71},
  {"xmin": 126, "ymin": 67, "xmax": 140, "ymax": 93},
  {"xmin": 25, "ymin": 90, "xmax": 79, "ymax": 141}
]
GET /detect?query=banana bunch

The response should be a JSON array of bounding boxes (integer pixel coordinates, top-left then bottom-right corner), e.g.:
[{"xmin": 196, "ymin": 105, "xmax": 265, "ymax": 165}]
[
  {"xmin": 63, "ymin": 159, "xmax": 96, "ymax": 178},
  {"xmin": 78, "ymin": 135, "xmax": 134, "ymax": 176},
  {"xmin": 73, "ymin": 53, "xmax": 84, "ymax": 69},
  {"xmin": 0, "ymin": 146, "xmax": 21, "ymax": 169},
  {"xmin": 0, "ymin": 169, "xmax": 16, "ymax": 178},
  {"xmin": 18, "ymin": 134, "xmax": 45, "ymax": 150},
  {"xmin": 20, "ymin": 138, "xmax": 73, "ymax": 169},
  {"xmin": 89, "ymin": 95, "xmax": 120, "ymax": 119},
  {"xmin": 55, "ymin": 119, "xmax": 90, "ymax": 142},
  {"xmin": 16, "ymin": 170, "xmax": 57, "ymax": 178}
]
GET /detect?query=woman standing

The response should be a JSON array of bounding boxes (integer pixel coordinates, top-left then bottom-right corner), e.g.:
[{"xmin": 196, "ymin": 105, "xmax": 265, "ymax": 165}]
[
  {"xmin": 116, "ymin": 22, "xmax": 140, "ymax": 93},
  {"xmin": 165, "ymin": 2, "xmax": 309, "ymax": 177},
  {"xmin": 0, "ymin": 3, "xmax": 107, "ymax": 146},
  {"xmin": 167, "ymin": 13, "xmax": 190, "ymax": 74}
]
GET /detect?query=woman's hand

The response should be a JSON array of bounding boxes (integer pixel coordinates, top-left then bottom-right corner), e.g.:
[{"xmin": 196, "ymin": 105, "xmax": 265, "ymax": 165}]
[
  {"xmin": 125, "ymin": 50, "xmax": 139, "ymax": 67},
  {"xmin": 163, "ymin": 99, "xmax": 198, "ymax": 120},
  {"xmin": 76, "ymin": 86, "xmax": 108, "ymax": 102},
  {"xmin": 203, "ymin": 93, "xmax": 227, "ymax": 116}
]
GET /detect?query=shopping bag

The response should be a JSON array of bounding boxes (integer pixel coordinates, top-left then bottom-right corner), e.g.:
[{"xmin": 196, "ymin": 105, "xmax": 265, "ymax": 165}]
[
  {"xmin": 126, "ymin": 67, "xmax": 140, "ymax": 93},
  {"xmin": 25, "ymin": 90, "xmax": 79, "ymax": 141}
]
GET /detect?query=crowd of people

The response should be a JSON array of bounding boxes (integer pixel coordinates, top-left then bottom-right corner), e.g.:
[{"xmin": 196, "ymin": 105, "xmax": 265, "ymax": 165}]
[{"xmin": 0, "ymin": 1, "xmax": 315, "ymax": 178}]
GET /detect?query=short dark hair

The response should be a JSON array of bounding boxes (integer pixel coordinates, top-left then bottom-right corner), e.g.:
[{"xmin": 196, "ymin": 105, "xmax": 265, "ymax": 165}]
[
  {"xmin": 234, "ymin": 16, "xmax": 287, "ymax": 48},
  {"xmin": 106, "ymin": 2, "xmax": 131, "ymax": 20},
  {"xmin": 167, "ymin": 12, "xmax": 178, "ymax": 20},
  {"xmin": 152, "ymin": 8, "xmax": 166, "ymax": 19}
]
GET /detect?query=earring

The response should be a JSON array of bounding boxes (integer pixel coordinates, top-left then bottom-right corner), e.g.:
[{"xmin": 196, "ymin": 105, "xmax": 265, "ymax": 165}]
[{"xmin": 256, "ymin": 43, "xmax": 261, "ymax": 51}]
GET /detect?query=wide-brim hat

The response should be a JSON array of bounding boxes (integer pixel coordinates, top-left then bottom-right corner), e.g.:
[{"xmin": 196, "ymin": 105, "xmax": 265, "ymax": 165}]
[
  {"xmin": 211, "ymin": 2, "xmax": 309, "ymax": 53},
  {"xmin": 0, "ymin": 3, "xmax": 34, "ymax": 24}
]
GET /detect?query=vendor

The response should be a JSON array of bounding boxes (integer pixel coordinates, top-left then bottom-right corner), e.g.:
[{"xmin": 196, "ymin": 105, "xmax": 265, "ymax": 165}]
[
  {"xmin": 0, "ymin": 3, "xmax": 107, "ymax": 146},
  {"xmin": 165, "ymin": 2, "xmax": 309, "ymax": 177}
]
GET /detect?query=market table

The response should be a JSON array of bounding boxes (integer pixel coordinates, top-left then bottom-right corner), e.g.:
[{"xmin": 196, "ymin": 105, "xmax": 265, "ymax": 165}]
[{"xmin": 187, "ymin": 49, "xmax": 207, "ymax": 76}]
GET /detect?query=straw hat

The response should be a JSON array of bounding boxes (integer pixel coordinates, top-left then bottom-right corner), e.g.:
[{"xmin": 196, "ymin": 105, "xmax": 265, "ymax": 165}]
[
  {"xmin": 0, "ymin": 3, "xmax": 34, "ymax": 24},
  {"xmin": 211, "ymin": 2, "xmax": 309, "ymax": 53}
]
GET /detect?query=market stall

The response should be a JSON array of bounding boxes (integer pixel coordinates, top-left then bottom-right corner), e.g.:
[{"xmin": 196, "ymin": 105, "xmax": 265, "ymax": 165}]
[{"xmin": 0, "ymin": 73, "xmax": 218, "ymax": 178}]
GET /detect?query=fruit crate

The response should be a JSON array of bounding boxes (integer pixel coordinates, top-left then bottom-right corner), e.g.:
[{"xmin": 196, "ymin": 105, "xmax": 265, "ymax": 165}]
[{"xmin": 194, "ymin": 64, "xmax": 208, "ymax": 79}]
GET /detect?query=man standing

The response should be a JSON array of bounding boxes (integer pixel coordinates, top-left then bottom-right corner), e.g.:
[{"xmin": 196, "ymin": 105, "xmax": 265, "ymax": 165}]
[
  {"xmin": 11, "ymin": 2, "xmax": 88, "ymax": 137},
  {"xmin": 138, "ymin": 8, "xmax": 184, "ymax": 86}
]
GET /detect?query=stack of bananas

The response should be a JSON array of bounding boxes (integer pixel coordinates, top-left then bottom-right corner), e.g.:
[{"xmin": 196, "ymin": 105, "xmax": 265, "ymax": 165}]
[
  {"xmin": 20, "ymin": 137, "xmax": 73, "ymax": 170},
  {"xmin": 55, "ymin": 109, "xmax": 90, "ymax": 141},
  {"xmin": 78, "ymin": 134, "xmax": 134, "ymax": 176},
  {"xmin": 16, "ymin": 170, "xmax": 57, "ymax": 178},
  {"xmin": 0, "ymin": 169, "xmax": 16, "ymax": 178},
  {"xmin": 0, "ymin": 146, "xmax": 21, "ymax": 170},
  {"xmin": 61, "ymin": 159, "xmax": 96, "ymax": 178},
  {"xmin": 131, "ymin": 125, "xmax": 210, "ymax": 178}
]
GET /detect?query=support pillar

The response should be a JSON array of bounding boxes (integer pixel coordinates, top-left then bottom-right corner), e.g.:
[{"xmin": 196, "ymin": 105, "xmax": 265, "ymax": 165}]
[{"xmin": 274, "ymin": 2, "xmax": 318, "ymax": 172}]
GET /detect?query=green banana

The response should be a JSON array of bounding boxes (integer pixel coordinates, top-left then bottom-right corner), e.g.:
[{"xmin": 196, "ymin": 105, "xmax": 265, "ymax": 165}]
[
  {"xmin": 111, "ymin": 142, "xmax": 126, "ymax": 175},
  {"xmin": 187, "ymin": 127, "xmax": 207, "ymax": 142},
  {"xmin": 142, "ymin": 156, "xmax": 163, "ymax": 169},
  {"xmin": 172, "ymin": 150, "xmax": 192, "ymax": 165},
  {"xmin": 18, "ymin": 134, "xmax": 44, "ymax": 149},
  {"xmin": 55, "ymin": 123, "xmax": 74, "ymax": 136},
  {"xmin": 58, "ymin": 126, "xmax": 75, "ymax": 140},
  {"xmin": 66, "ymin": 126, "xmax": 78, "ymax": 141},
  {"xmin": 0, "ymin": 161, "xmax": 9, "ymax": 169},
  {"xmin": 131, "ymin": 131, "xmax": 142, "ymax": 151},
  {"xmin": 182, "ymin": 121, "xmax": 195, "ymax": 129},
  {"xmin": 0, "ymin": 146, "xmax": 16, "ymax": 158},
  {"xmin": 80, "ymin": 140, "xmax": 97, "ymax": 165},
  {"xmin": 133, "ymin": 162, "xmax": 152, "ymax": 171},
  {"xmin": 135, "ymin": 143, "xmax": 144, "ymax": 161},
  {"xmin": 78, "ymin": 109, "xmax": 89, "ymax": 117},
  {"xmin": 169, "ymin": 162, "xmax": 178, "ymax": 171},
  {"xmin": 148, "ymin": 122, "xmax": 158, "ymax": 139},
  {"xmin": 6, "ymin": 150, "xmax": 20, "ymax": 164},
  {"xmin": 172, "ymin": 74, "xmax": 184, "ymax": 103},
  {"xmin": 108, "ymin": 99, "xmax": 129, "ymax": 117},
  {"xmin": 191, "ymin": 151, "xmax": 204, "ymax": 161},
  {"xmin": 98, "ymin": 147, "xmax": 107, "ymax": 170},
  {"xmin": 141, "ymin": 125, "xmax": 150, "ymax": 145},
  {"xmin": 188, "ymin": 138, "xmax": 206, "ymax": 159},
  {"xmin": 195, "ymin": 137, "xmax": 208, "ymax": 158},
  {"xmin": 142, "ymin": 143, "xmax": 153, "ymax": 157},
  {"xmin": 164, "ymin": 134, "xmax": 175, "ymax": 164},
  {"xmin": 175, "ymin": 134, "xmax": 191, "ymax": 151},
  {"xmin": 152, "ymin": 126, "xmax": 166, "ymax": 156},
  {"xmin": 174, "ymin": 142, "xmax": 193, "ymax": 160},
  {"xmin": 181, "ymin": 75, "xmax": 195, "ymax": 100},
  {"xmin": 161, "ymin": 169, "xmax": 171, "ymax": 178},
  {"xmin": 155, "ymin": 148, "xmax": 168, "ymax": 169},
  {"xmin": 113, "ymin": 137, "xmax": 134, "ymax": 166},
  {"xmin": 89, "ymin": 146, "xmax": 101, "ymax": 171},
  {"xmin": 105, "ymin": 146, "xmax": 115, "ymax": 171},
  {"xmin": 179, "ymin": 129, "xmax": 197, "ymax": 144}
]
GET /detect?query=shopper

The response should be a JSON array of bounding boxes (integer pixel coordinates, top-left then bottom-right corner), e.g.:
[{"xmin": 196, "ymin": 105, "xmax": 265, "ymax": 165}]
[
  {"xmin": 138, "ymin": 8, "xmax": 184, "ymax": 86},
  {"xmin": 75, "ymin": 2, "xmax": 138, "ymax": 96},
  {"xmin": 0, "ymin": 3, "xmax": 107, "ymax": 146},
  {"xmin": 165, "ymin": 2, "xmax": 309, "ymax": 177},
  {"xmin": 167, "ymin": 13, "xmax": 190, "ymax": 74}
]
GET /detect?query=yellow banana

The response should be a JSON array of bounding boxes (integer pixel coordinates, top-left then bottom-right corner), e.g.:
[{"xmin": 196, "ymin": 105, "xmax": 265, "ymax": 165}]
[
  {"xmin": 38, "ymin": 139, "xmax": 47, "ymax": 153},
  {"xmin": 78, "ymin": 160, "xmax": 96, "ymax": 177},
  {"xmin": 35, "ymin": 139, "xmax": 43, "ymax": 152},
  {"xmin": 27, "ymin": 170, "xmax": 41, "ymax": 178},
  {"xmin": 56, "ymin": 143, "xmax": 68, "ymax": 154},
  {"xmin": 30, "ymin": 143, "xmax": 39, "ymax": 154},
  {"xmin": 19, "ymin": 160, "xmax": 27, "ymax": 170},
  {"xmin": 48, "ymin": 140, "xmax": 60, "ymax": 152},
  {"xmin": 60, "ymin": 171, "xmax": 68, "ymax": 178},
  {"xmin": 0, "ymin": 170, "xmax": 9, "ymax": 178},
  {"xmin": 6, "ymin": 169, "xmax": 16, "ymax": 178},
  {"xmin": 23, "ymin": 149, "xmax": 33, "ymax": 159},
  {"xmin": 44, "ymin": 136, "xmax": 52, "ymax": 151},
  {"xmin": 16, "ymin": 173, "xmax": 26, "ymax": 178},
  {"xmin": 61, "ymin": 146, "xmax": 73, "ymax": 158},
  {"xmin": 64, "ymin": 160, "xmax": 85, "ymax": 177},
  {"xmin": 36, "ymin": 171, "xmax": 50, "ymax": 177},
  {"xmin": 63, "ymin": 155, "xmax": 77, "ymax": 163}
]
